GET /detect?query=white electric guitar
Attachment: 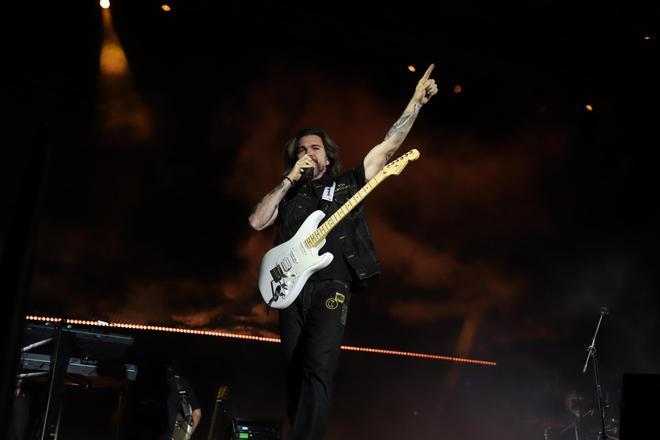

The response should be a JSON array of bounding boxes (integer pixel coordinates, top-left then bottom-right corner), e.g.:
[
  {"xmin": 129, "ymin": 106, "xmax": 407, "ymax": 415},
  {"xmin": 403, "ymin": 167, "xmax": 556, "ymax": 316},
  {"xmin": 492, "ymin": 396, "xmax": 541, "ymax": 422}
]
[{"xmin": 258, "ymin": 149, "xmax": 420, "ymax": 309}]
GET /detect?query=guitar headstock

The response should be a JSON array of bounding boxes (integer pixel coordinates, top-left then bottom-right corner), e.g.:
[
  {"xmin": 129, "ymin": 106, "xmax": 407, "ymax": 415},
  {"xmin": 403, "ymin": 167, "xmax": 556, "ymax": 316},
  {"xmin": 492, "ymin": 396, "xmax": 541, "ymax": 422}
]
[
  {"xmin": 382, "ymin": 149, "xmax": 420, "ymax": 176},
  {"xmin": 217, "ymin": 385, "xmax": 229, "ymax": 401}
]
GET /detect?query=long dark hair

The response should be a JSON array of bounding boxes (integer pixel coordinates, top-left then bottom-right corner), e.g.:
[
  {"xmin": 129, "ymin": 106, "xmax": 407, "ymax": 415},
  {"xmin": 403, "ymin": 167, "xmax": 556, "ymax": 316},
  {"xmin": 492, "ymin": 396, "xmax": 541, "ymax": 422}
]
[{"xmin": 283, "ymin": 128, "xmax": 342, "ymax": 177}]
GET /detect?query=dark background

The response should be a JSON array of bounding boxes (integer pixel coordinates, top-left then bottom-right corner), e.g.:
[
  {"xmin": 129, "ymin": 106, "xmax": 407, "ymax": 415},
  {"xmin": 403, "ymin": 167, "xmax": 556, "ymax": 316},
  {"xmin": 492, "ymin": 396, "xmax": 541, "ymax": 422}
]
[{"xmin": 4, "ymin": 0, "xmax": 659, "ymax": 438}]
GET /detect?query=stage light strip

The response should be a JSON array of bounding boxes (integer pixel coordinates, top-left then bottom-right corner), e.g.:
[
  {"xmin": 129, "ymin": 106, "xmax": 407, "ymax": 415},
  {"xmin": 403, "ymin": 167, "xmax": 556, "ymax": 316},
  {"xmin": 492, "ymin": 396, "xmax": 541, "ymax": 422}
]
[
  {"xmin": 25, "ymin": 316, "xmax": 280, "ymax": 343},
  {"xmin": 25, "ymin": 315, "xmax": 496, "ymax": 366},
  {"xmin": 339, "ymin": 345, "xmax": 496, "ymax": 366}
]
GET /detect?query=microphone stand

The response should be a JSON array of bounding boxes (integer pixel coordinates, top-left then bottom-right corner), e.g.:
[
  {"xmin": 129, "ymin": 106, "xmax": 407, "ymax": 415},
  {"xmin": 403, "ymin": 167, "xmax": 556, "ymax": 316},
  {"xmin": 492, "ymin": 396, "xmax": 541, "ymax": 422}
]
[{"xmin": 582, "ymin": 307, "xmax": 608, "ymax": 440}]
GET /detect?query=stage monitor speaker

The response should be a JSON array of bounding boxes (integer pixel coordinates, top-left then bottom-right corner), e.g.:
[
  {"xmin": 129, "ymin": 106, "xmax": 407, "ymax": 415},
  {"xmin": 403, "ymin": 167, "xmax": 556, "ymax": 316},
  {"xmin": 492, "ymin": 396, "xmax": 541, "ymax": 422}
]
[
  {"xmin": 232, "ymin": 418, "xmax": 281, "ymax": 440},
  {"xmin": 620, "ymin": 373, "xmax": 660, "ymax": 439}
]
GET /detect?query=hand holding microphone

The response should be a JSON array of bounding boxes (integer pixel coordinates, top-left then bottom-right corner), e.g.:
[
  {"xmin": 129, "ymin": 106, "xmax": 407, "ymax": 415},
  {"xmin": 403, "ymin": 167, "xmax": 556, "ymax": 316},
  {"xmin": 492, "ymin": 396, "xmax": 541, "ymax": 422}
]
[{"xmin": 288, "ymin": 156, "xmax": 316, "ymax": 183}]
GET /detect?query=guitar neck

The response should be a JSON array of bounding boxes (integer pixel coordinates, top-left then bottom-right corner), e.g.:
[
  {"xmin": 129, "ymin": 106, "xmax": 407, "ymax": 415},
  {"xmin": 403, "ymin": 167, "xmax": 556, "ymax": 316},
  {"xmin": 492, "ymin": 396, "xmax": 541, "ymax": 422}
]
[
  {"xmin": 304, "ymin": 171, "xmax": 388, "ymax": 248},
  {"xmin": 206, "ymin": 397, "xmax": 223, "ymax": 440}
]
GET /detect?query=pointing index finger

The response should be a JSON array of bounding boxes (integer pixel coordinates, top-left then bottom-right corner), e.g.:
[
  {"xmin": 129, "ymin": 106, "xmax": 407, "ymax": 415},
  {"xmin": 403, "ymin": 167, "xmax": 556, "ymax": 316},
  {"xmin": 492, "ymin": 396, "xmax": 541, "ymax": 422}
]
[{"xmin": 421, "ymin": 64, "xmax": 435, "ymax": 82}]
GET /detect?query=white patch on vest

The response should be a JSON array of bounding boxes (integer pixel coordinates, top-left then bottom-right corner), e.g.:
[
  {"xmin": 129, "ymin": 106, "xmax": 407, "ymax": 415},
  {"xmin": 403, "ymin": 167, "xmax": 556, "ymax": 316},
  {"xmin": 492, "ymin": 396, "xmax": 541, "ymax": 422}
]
[{"xmin": 322, "ymin": 182, "xmax": 336, "ymax": 202}]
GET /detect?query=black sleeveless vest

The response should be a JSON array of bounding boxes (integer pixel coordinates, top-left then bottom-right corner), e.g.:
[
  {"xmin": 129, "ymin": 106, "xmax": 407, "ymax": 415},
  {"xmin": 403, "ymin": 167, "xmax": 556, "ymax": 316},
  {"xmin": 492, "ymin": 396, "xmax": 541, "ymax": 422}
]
[{"xmin": 274, "ymin": 167, "xmax": 381, "ymax": 286}]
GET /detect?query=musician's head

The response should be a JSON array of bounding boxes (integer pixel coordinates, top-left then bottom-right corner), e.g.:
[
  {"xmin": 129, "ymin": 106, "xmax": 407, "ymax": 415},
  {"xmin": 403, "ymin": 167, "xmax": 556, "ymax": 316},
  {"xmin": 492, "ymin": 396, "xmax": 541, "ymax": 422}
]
[
  {"xmin": 166, "ymin": 358, "xmax": 181, "ymax": 374},
  {"xmin": 284, "ymin": 128, "xmax": 342, "ymax": 179}
]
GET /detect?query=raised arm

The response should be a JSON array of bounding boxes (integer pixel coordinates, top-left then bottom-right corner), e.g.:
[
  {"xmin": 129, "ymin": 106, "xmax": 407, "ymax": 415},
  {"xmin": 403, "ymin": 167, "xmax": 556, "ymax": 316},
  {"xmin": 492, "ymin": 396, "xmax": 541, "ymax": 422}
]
[{"xmin": 363, "ymin": 64, "xmax": 437, "ymax": 180}]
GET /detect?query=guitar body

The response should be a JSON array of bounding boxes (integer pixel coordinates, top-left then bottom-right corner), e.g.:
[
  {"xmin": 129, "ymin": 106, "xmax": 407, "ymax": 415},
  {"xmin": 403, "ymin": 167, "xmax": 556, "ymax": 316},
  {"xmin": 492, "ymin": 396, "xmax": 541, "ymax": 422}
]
[
  {"xmin": 172, "ymin": 409, "xmax": 193, "ymax": 440},
  {"xmin": 258, "ymin": 210, "xmax": 333, "ymax": 309}
]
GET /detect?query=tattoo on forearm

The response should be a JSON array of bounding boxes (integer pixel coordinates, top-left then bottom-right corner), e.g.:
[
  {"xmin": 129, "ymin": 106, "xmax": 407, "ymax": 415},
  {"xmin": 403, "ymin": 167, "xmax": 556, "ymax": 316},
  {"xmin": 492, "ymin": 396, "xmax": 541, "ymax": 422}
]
[
  {"xmin": 385, "ymin": 109, "xmax": 417, "ymax": 141},
  {"xmin": 267, "ymin": 180, "xmax": 285, "ymax": 196},
  {"xmin": 252, "ymin": 180, "xmax": 285, "ymax": 216},
  {"xmin": 385, "ymin": 112, "xmax": 411, "ymax": 140}
]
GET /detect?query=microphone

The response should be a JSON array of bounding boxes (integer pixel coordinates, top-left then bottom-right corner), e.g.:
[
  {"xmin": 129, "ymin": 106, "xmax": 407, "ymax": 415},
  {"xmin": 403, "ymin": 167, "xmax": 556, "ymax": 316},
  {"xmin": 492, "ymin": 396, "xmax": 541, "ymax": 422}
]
[
  {"xmin": 600, "ymin": 307, "xmax": 609, "ymax": 316},
  {"xmin": 302, "ymin": 167, "xmax": 315, "ymax": 180}
]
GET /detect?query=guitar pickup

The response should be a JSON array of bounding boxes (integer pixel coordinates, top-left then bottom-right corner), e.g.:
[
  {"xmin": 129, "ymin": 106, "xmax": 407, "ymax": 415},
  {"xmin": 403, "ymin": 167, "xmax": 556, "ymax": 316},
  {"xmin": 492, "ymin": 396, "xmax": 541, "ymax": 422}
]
[{"xmin": 289, "ymin": 250, "xmax": 299, "ymax": 264}]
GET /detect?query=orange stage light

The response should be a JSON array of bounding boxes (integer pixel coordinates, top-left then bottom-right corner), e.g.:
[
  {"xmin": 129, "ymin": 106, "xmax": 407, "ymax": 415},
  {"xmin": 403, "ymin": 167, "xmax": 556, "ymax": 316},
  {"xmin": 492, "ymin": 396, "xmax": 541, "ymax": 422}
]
[{"xmin": 25, "ymin": 315, "xmax": 496, "ymax": 366}]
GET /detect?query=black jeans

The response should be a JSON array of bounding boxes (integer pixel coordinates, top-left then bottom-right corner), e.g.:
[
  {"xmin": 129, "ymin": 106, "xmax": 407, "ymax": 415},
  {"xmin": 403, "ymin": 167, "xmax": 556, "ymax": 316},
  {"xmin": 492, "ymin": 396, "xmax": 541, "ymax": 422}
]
[{"xmin": 278, "ymin": 279, "xmax": 351, "ymax": 440}]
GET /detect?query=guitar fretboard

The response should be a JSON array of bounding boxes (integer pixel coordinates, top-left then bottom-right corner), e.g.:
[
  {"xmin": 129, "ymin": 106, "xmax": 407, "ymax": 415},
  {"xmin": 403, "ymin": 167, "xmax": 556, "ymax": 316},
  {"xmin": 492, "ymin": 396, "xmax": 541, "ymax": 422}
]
[{"xmin": 304, "ymin": 171, "xmax": 385, "ymax": 249}]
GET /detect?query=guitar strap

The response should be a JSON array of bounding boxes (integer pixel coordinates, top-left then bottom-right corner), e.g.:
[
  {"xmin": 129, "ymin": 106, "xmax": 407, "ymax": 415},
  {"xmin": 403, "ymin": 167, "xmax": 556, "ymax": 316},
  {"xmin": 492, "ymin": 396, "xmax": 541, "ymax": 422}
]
[{"xmin": 173, "ymin": 372, "xmax": 193, "ymax": 421}]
